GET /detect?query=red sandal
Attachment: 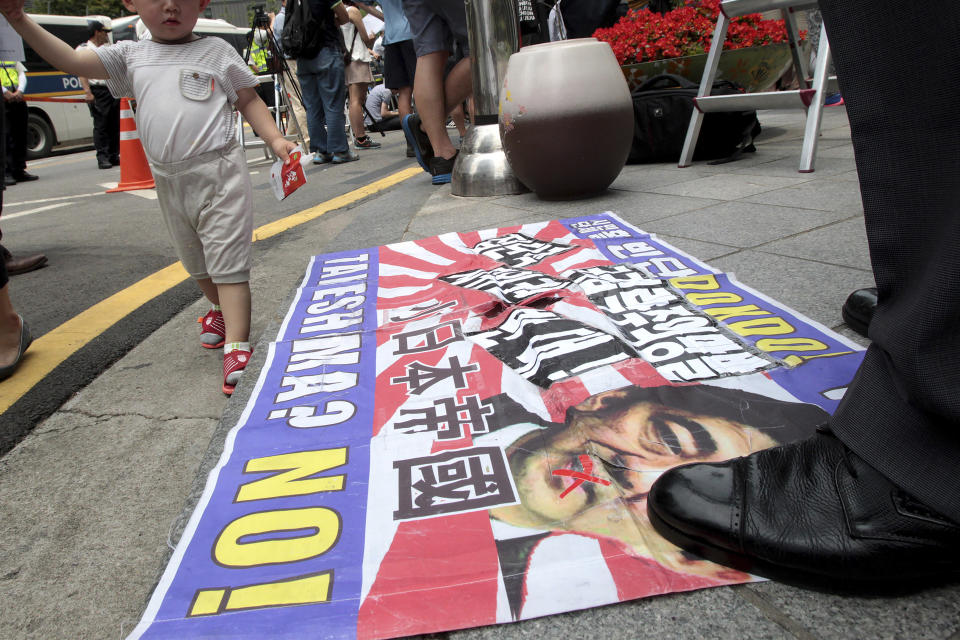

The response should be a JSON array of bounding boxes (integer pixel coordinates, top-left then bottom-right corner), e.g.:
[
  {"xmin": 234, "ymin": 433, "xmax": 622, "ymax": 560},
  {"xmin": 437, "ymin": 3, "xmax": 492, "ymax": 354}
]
[
  {"xmin": 222, "ymin": 348, "xmax": 252, "ymax": 396},
  {"xmin": 198, "ymin": 309, "xmax": 226, "ymax": 349}
]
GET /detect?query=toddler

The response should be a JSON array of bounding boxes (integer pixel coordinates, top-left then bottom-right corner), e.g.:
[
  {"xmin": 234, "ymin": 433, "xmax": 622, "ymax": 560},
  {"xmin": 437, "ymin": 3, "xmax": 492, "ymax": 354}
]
[{"xmin": 0, "ymin": 0, "xmax": 297, "ymax": 394}]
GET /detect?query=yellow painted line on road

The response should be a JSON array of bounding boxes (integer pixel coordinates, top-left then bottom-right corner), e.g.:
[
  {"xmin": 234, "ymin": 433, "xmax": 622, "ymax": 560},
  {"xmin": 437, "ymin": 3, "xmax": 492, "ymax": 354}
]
[
  {"xmin": 254, "ymin": 166, "xmax": 421, "ymax": 241},
  {"xmin": 0, "ymin": 166, "xmax": 421, "ymax": 413}
]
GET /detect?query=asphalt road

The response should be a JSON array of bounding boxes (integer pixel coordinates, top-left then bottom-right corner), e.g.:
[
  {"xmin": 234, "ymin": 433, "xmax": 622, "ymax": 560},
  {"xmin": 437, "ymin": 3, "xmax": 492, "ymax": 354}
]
[{"xmin": 0, "ymin": 131, "xmax": 421, "ymax": 451}]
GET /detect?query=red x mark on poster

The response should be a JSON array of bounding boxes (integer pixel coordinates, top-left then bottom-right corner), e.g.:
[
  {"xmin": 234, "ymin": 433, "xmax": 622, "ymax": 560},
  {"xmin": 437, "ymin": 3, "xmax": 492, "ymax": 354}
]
[{"xmin": 552, "ymin": 454, "xmax": 611, "ymax": 499}]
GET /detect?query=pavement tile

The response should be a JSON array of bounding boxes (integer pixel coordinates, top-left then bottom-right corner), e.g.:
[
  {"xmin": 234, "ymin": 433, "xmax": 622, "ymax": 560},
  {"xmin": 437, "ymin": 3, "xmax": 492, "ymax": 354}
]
[
  {"xmin": 670, "ymin": 149, "xmax": 805, "ymax": 175},
  {"xmin": 610, "ymin": 166, "xmax": 722, "ymax": 191},
  {"xmin": 709, "ymin": 250, "xmax": 874, "ymax": 330},
  {"xmin": 815, "ymin": 144, "xmax": 857, "ymax": 159},
  {"xmin": 759, "ymin": 217, "xmax": 872, "ymax": 271},
  {"xmin": 829, "ymin": 170, "xmax": 862, "ymax": 183},
  {"xmin": 727, "ymin": 153, "xmax": 856, "ymax": 178},
  {"xmin": 746, "ymin": 582, "xmax": 960, "ymax": 640},
  {"xmin": 490, "ymin": 185, "xmax": 640, "ymax": 216},
  {"xmin": 754, "ymin": 125, "xmax": 805, "ymax": 145},
  {"xmin": 609, "ymin": 191, "xmax": 724, "ymax": 223},
  {"xmin": 642, "ymin": 201, "xmax": 846, "ymax": 248},
  {"xmin": 741, "ymin": 177, "xmax": 865, "ymax": 212},
  {"xmin": 648, "ymin": 173, "xmax": 811, "ymax": 200}
]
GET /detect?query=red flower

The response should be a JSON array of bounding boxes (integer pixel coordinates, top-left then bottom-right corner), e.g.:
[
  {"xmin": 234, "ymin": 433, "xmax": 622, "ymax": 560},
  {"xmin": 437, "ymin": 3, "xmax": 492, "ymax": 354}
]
[{"xmin": 593, "ymin": 0, "xmax": 799, "ymax": 65}]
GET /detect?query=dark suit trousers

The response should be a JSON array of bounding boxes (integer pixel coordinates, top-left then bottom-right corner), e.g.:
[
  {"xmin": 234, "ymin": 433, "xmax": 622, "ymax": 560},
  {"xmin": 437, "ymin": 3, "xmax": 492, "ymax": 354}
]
[
  {"xmin": 820, "ymin": 0, "xmax": 960, "ymax": 521},
  {"xmin": 88, "ymin": 85, "xmax": 120, "ymax": 163},
  {"xmin": 4, "ymin": 99, "xmax": 27, "ymax": 174}
]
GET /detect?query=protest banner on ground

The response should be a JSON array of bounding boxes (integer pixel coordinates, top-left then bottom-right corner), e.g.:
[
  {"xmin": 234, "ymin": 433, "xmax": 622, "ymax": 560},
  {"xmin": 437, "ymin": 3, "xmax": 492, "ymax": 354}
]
[{"xmin": 130, "ymin": 213, "xmax": 863, "ymax": 639}]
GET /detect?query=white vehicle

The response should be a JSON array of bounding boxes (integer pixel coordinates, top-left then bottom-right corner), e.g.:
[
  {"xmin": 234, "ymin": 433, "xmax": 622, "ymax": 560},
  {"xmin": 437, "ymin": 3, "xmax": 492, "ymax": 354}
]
[
  {"xmin": 22, "ymin": 15, "xmax": 99, "ymax": 158},
  {"xmin": 112, "ymin": 16, "xmax": 250, "ymax": 54},
  {"xmin": 22, "ymin": 14, "xmax": 252, "ymax": 159}
]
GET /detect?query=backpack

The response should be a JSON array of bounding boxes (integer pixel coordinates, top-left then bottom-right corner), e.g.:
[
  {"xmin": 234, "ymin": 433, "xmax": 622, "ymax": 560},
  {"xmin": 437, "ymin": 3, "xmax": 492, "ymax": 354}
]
[
  {"xmin": 627, "ymin": 74, "xmax": 762, "ymax": 165},
  {"xmin": 280, "ymin": 0, "xmax": 324, "ymax": 59}
]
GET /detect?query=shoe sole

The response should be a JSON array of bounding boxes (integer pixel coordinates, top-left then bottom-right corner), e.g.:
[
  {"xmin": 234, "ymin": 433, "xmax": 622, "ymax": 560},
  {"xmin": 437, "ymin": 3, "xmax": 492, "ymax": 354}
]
[
  {"xmin": 431, "ymin": 172, "xmax": 452, "ymax": 185},
  {"xmin": 402, "ymin": 115, "xmax": 431, "ymax": 173},
  {"xmin": 647, "ymin": 499, "xmax": 960, "ymax": 594},
  {"xmin": 841, "ymin": 306, "xmax": 870, "ymax": 338},
  {"xmin": 201, "ymin": 339, "xmax": 225, "ymax": 350}
]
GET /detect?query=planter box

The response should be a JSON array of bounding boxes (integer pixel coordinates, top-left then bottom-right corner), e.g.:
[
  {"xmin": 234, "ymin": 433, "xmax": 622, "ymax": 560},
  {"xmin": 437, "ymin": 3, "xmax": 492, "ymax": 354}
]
[{"xmin": 621, "ymin": 42, "xmax": 804, "ymax": 93}]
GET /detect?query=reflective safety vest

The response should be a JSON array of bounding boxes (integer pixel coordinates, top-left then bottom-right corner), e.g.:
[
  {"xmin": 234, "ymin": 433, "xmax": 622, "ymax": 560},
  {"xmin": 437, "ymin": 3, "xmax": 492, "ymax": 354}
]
[
  {"xmin": 250, "ymin": 42, "xmax": 268, "ymax": 73},
  {"xmin": 0, "ymin": 61, "xmax": 19, "ymax": 91}
]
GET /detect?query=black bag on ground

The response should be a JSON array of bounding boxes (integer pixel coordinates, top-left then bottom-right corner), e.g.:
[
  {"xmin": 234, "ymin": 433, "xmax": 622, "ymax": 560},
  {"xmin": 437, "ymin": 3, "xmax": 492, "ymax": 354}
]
[
  {"xmin": 280, "ymin": 0, "xmax": 324, "ymax": 59},
  {"xmin": 627, "ymin": 73, "xmax": 761, "ymax": 164}
]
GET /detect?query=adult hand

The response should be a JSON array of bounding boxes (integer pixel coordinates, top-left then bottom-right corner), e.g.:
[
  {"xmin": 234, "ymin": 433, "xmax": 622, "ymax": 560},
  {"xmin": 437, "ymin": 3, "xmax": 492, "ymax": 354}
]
[
  {"xmin": 2, "ymin": 91, "xmax": 14, "ymax": 102},
  {"xmin": 84, "ymin": 90, "xmax": 94, "ymax": 102}
]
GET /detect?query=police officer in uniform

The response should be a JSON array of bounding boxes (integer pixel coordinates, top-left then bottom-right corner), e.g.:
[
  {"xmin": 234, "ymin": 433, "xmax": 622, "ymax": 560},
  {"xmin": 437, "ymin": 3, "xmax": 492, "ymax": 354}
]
[
  {"xmin": 76, "ymin": 17, "xmax": 119, "ymax": 170},
  {"xmin": 1, "ymin": 58, "xmax": 36, "ymax": 184}
]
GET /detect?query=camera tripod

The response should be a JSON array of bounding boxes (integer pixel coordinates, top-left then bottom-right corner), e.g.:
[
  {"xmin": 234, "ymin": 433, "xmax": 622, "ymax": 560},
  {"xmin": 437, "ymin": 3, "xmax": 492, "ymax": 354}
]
[{"xmin": 240, "ymin": 14, "xmax": 307, "ymax": 155}]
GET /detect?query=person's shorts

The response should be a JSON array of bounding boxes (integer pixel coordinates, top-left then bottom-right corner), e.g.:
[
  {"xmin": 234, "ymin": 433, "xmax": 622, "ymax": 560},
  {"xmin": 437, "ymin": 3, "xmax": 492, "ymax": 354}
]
[
  {"xmin": 345, "ymin": 59, "xmax": 374, "ymax": 85},
  {"xmin": 151, "ymin": 142, "xmax": 253, "ymax": 284},
  {"xmin": 383, "ymin": 39, "xmax": 417, "ymax": 89},
  {"xmin": 403, "ymin": 0, "xmax": 470, "ymax": 57}
]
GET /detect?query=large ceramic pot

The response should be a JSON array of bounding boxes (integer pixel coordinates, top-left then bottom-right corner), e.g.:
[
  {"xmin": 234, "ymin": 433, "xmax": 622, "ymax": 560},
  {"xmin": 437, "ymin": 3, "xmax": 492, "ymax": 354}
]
[
  {"xmin": 620, "ymin": 43, "xmax": 803, "ymax": 93},
  {"xmin": 499, "ymin": 38, "xmax": 633, "ymax": 200}
]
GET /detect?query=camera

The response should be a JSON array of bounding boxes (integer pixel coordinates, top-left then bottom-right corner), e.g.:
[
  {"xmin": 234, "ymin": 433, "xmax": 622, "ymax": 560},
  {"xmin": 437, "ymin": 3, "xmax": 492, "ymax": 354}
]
[{"xmin": 252, "ymin": 5, "xmax": 270, "ymax": 28}]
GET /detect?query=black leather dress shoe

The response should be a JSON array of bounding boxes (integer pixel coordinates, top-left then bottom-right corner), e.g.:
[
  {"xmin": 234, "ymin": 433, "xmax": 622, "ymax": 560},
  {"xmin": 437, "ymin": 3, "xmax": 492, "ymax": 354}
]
[
  {"xmin": 4, "ymin": 252, "xmax": 48, "ymax": 275},
  {"xmin": 842, "ymin": 287, "xmax": 877, "ymax": 338},
  {"xmin": 647, "ymin": 428, "xmax": 960, "ymax": 590},
  {"xmin": 13, "ymin": 171, "xmax": 38, "ymax": 182}
]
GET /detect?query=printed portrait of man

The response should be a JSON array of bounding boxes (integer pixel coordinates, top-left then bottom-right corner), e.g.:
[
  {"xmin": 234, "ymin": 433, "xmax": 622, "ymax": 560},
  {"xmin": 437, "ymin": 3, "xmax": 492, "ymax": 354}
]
[{"xmin": 484, "ymin": 383, "xmax": 829, "ymax": 618}]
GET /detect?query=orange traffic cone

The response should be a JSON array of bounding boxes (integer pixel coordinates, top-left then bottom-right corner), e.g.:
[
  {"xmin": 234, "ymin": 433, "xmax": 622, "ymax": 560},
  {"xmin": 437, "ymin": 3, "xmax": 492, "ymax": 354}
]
[{"xmin": 107, "ymin": 98, "xmax": 155, "ymax": 192}]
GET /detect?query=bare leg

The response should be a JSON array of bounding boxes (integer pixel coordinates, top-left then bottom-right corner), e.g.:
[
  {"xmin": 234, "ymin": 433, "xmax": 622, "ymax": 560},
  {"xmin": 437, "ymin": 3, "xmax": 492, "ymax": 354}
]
[
  {"xmin": 196, "ymin": 277, "xmax": 220, "ymax": 306},
  {"xmin": 465, "ymin": 95, "xmax": 475, "ymax": 123},
  {"xmin": 450, "ymin": 103, "xmax": 466, "ymax": 139},
  {"xmin": 443, "ymin": 57, "xmax": 472, "ymax": 120},
  {"xmin": 348, "ymin": 83, "xmax": 367, "ymax": 140},
  {"xmin": 0, "ymin": 284, "xmax": 21, "ymax": 368},
  {"xmin": 397, "ymin": 86, "xmax": 413, "ymax": 119},
  {"xmin": 413, "ymin": 51, "xmax": 458, "ymax": 160},
  {"xmin": 216, "ymin": 282, "xmax": 251, "ymax": 345}
]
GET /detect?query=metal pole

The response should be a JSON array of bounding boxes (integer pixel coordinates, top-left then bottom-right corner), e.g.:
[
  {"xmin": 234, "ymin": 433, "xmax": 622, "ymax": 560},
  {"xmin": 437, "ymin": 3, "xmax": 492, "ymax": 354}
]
[{"xmin": 451, "ymin": 0, "xmax": 528, "ymax": 197}]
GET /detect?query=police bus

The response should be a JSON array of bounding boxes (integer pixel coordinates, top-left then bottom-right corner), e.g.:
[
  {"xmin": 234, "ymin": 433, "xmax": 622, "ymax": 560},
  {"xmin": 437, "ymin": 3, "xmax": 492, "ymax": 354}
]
[
  {"xmin": 22, "ymin": 15, "xmax": 98, "ymax": 158},
  {"xmin": 22, "ymin": 14, "xmax": 251, "ymax": 159}
]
